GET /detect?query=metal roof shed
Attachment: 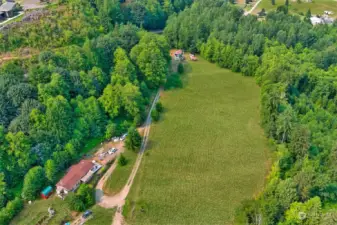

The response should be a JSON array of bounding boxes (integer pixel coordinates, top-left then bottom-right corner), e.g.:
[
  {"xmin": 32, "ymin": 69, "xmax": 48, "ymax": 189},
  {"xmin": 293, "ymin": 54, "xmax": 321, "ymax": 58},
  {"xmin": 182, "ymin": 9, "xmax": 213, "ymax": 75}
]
[
  {"xmin": 0, "ymin": 2, "xmax": 17, "ymax": 17},
  {"xmin": 41, "ymin": 186, "xmax": 53, "ymax": 199},
  {"xmin": 0, "ymin": 2, "xmax": 16, "ymax": 12}
]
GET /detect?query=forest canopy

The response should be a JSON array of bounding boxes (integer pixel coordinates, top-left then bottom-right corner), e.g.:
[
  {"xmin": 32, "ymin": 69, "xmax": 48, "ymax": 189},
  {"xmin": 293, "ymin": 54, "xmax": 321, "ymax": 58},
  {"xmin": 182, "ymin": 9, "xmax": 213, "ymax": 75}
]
[
  {"xmin": 0, "ymin": 0, "xmax": 176, "ymax": 223},
  {"xmin": 164, "ymin": 0, "xmax": 337, "ymax": 224}
]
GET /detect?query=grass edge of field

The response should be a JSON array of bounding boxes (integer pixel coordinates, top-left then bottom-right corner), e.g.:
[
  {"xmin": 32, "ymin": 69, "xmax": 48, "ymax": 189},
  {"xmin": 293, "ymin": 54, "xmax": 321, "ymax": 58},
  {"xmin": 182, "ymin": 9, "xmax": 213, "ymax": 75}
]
[
  {"xmin": 103, "ymin": 149, "xmax": 138, "ymax": 195},
  {"xmin": 254, "ymin": 0, "xmax": 337, "ymax": 16}
]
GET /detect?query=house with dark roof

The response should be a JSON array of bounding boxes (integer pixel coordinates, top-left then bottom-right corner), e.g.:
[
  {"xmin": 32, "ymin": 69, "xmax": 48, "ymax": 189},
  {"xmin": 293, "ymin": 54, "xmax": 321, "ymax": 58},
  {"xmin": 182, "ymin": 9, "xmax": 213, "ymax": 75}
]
[
  {"xmin": 56, "ymin": 160, "xmax": 100, "ymax": 196},
  {"xmin": 0, "ymin": 1, "xmax": 17, "ymax": 18}
]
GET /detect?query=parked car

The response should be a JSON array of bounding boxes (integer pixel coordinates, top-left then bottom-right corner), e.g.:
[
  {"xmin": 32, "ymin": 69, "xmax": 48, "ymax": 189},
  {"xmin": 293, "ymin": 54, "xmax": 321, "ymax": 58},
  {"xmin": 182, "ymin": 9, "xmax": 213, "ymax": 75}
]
[
  {"xmin": 82, "ymin": 210, "xmax": 92, "ymax": 219},
  {"xmin": 108, "ymin": 148, "xmax": 118, "ymax": 155},
  {"xmin": 112, "ymin": 137, "xmax": 120, "ymax": 142},
  {"xmin": 99, "ymin": 152, "xmax": 108, "ymax": 157},
  {"xmin": 120, "ymin": 133, "xmax": 127, "ymax": 141},
  {"xmin": 99, "ymin": 152, "xmax": 108, "ymax": 160}
]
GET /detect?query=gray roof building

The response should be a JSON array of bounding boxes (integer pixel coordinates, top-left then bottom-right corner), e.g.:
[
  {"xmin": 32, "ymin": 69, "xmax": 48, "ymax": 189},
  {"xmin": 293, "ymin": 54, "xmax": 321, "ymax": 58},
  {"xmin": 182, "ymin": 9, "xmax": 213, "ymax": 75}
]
[{"xmin": 0, "ymin": 2, "xmax": 16, "ymax": 12}]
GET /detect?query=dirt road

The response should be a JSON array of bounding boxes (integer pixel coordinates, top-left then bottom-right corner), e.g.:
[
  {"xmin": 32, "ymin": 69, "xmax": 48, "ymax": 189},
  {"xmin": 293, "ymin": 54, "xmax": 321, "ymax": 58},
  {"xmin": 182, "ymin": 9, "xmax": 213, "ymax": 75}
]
[
  {"xmin": 244, "ymin": 0, "xmax": 262, "ymax": 15},
  {"xmin": 95, "ymin": 90, "xmax": 161, "ymax": 225},
  {"xmin": 72, "ymin": 89, "xmax": 159, "ymax": 225}
]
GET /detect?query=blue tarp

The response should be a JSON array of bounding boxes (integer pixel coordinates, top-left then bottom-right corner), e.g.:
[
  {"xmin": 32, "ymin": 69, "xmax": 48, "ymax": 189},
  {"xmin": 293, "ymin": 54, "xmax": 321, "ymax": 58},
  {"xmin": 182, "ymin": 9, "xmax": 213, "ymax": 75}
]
[{"xmin": 41, "ymin": 186, "xmax": 52, "ymax": 196}]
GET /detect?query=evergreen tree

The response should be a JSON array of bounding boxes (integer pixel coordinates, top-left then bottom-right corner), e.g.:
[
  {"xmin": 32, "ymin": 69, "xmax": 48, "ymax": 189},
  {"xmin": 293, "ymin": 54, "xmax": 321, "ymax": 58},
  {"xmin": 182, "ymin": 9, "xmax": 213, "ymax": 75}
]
[{"xmin": 125, "ymin": 127, "xmax": 142, "ymax": 152}]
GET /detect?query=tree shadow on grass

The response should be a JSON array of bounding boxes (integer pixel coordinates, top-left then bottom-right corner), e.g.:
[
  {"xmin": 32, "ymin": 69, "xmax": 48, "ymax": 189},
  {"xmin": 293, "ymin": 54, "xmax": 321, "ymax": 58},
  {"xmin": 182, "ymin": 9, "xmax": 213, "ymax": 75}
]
[
  {"xmin": 145, "ymin": 140, "xmax": 155, "ymax": 152},
  {"xmin": 165, "ymin": 60, "xmax": 192, "ymax": 90},
  {"xmin": 183, "ymin": 62, "xmax": 193, "ymax": 73}
]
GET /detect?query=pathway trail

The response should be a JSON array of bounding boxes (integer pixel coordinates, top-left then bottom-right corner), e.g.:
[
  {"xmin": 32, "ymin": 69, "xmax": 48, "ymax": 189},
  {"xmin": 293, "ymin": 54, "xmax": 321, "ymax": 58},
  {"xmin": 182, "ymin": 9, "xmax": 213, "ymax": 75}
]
[
  {"xmin": 95, "ymin": 90, "xmax": 161, "ymax": 225},
  {"xmin": 0, "ymin": 55, "xmax": 32, "ymax": 64},
  {"xmin": 95, "ymin": 141, "xmax": 125, "ymax": 203},
  {"xmin": 244, "ymin": 0, "xmax": 262, "ymax": 15}
]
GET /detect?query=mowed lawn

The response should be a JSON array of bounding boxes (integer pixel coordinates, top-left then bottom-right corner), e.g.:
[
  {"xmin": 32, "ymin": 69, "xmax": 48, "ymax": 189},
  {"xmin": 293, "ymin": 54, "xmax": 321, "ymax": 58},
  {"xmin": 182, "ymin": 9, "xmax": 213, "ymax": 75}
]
[
  {"xmin": 126, "ymin": 57, "xmax": 270, "ymax": 225},
  {"xmin": 85, "ymin": 205, "xmax": 116, "ymax": 225},
  {"xmin": 10, "ymin": 196, "xmax": 72, "ymax": 225},
  {"xmin": 104, "ymin": 149, "xmax": 138, "ymax": 195},
  {"xmin": 256, "ymin": 0, "xmax": 337, "ymax": 16}
]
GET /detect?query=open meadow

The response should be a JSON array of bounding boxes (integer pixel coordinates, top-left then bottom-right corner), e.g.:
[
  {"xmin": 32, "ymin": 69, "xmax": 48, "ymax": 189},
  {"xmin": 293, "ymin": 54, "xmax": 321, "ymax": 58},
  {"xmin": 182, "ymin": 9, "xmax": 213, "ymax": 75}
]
[
  {"xmin": 125, "ymin": 57, "xmax": 270, "ymax": 224},
  {"xmin": 255, "ymin": 0, "xmax": 337, "ymax": 16}
]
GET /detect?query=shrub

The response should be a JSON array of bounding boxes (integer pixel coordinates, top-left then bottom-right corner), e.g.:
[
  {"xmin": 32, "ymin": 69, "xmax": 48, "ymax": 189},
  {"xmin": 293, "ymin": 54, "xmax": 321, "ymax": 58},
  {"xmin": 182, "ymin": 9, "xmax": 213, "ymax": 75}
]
[
  {"xmin": 66, "ymin": 193, "xmax": 85, "ymax": 211},
  {"xmin": 105, "ymin": 122, "xmax": 116, "ymax": 140},
  {"xmin": 118, "ymin": 154, "xmax": 128, "ymax": 166},
  {"xmin": 22, "ymin": 166, "xmax": 46, "ymax": 200},
  {"xmin": 0, "ymin": 210, "xmax": 9, "ymax": 225},
  {"xmin": 125, "ymin": 127, "xmax": 142, "ymax": 152},
  {"xmin": 77, "ymin": 184, "xmax": 95, "ymax": 208},
  {"xmin": 155, "ymin": 102, "xmax": 163, "ymax": 113},
  {"xmin": 151, "ymin": 109, "xmax": 160, "ymax": 122},
  {"xmin": 165, "ymin": 73, "xmax": 182, "ymax": 90},
  {"xmin": 45, "ymin": 159, "xmax": 57, "ymax": 183},
  {"xmin": 5, "ymin": 198, "xmax": 23, "ymax": 219},
  {"xmin": 177, "ymin": 63, "xmax": 184, "ymax": 74},
  {"xmin": 0, "ymin": 198, "xmax": 23, "ymax": 225},
  {"xmin": 66, "ymin": 184, "xmax": 94, "ymax": 212}
]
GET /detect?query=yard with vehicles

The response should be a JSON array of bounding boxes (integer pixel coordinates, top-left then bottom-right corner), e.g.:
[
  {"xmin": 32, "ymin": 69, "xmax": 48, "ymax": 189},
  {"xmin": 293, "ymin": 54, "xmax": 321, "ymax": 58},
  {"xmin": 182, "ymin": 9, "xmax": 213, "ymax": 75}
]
[
  {"xmin": 255, "ymin": 0, "xmax": 337, "ymax": 16},
  {"xmin": 10, "ymin": 138, "xmax": 123, "ymax": 224},
  {"xmin": 124, "ymin": 57, "xmax": 270, "ymax": 224},
  {"xmin": 103, "ymin": 149, "xmax": 138, "ymax": 195}
]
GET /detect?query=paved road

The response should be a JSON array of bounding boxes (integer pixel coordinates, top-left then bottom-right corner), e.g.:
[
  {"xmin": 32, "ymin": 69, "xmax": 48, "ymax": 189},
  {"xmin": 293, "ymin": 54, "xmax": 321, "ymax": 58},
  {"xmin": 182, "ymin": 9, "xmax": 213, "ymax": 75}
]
[{"xmin": 244, "ymin": 0, "xmax": 262, "ymax": 15}]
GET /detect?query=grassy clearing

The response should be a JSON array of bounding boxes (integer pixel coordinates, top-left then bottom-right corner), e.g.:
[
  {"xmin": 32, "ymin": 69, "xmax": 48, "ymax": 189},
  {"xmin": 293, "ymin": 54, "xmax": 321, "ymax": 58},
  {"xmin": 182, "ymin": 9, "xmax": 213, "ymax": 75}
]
[
  {"xmin": 103, "ymin": 149, "xmax": 138, "ymax": 195},
  {"xmin": 11, "ymin": 195, "xmax": 115, "ymax": 225},
  {"xmin": 10, "ymin": 196, "xmax": 72, "ymax": 225},
  {"xmin": 126, "ymin": 57, "xmax": 270, "ymax": 225},
  {"xmin": 256, "ymin": 0, "xmax": 337, "ymax": 16},
  {"xmin": 82, "ymin": 136, "xmax": 105, "ymax": 154},
  {"xmin": 85, "ymin": 205, "xmax": 116, "ymax": 225}
]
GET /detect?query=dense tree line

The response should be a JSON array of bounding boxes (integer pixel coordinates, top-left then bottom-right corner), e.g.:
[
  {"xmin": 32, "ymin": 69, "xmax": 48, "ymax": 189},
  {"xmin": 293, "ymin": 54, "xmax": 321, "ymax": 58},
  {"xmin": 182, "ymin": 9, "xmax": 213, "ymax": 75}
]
[
  {"xmin": 165, "ymin": 0, "xmax": 337, "ymax": 224},
  {"xmin": 0, "ymin": 0, "xmax": 171, "ymax": 223},
  {"xmin": 0, "ymin": 0, "xmax": 192, "ymax": 53}
]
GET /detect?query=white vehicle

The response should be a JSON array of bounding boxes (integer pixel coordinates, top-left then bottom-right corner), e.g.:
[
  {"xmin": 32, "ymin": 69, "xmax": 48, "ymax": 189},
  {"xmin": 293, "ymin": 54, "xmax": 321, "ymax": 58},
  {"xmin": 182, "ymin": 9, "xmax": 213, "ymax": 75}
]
[
  {"xmin": 108, "ymin": 148, "xmax": 118, "ymax": 155},
  {"xmin": 120, "ymin": 133, "xmax": 127, "ymax": 141},
  {"xmin": 99, "ymin": 152, "xmax": 108, "ymax": 158},
  {"xmin": 112, "ymin": 137, "xmax": 120, "ymax": 142}
]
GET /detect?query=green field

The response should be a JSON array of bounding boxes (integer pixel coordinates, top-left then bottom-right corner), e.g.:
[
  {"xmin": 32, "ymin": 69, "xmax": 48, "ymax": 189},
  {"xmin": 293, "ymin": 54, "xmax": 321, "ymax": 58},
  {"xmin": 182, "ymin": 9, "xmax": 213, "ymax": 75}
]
[
  {"xmin": 104, "ymin": 149, "xmax": 138, "ymax": 195},
  {"xmin": 10, "ymin": 196, "xmax": 72, "ymax": 225},
  {"xmin": 256, "ymin": 0, "xmax": 337, "ymax": 16},
  {"xmin": 125, "ymin": 57, "xmax": 270, "ymax": 224}
]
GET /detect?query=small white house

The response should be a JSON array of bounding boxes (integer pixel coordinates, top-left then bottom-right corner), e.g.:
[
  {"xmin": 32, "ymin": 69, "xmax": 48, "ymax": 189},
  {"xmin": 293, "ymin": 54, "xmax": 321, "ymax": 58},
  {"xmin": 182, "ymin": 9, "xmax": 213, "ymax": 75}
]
[
  {"xmin": 310, "ymin": 15, "xmax": 334, "ymax": 26},
  {"xmin": 310, "ymin": 16, "xmax": 323, "ymax": 25}
]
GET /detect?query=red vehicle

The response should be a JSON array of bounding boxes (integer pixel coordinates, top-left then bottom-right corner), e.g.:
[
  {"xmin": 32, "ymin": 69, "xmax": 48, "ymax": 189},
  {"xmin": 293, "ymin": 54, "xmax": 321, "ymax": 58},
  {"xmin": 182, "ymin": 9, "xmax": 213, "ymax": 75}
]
[{"xmin": 189, "ymin": 54, "xmax": 197, "ymax": 61}]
